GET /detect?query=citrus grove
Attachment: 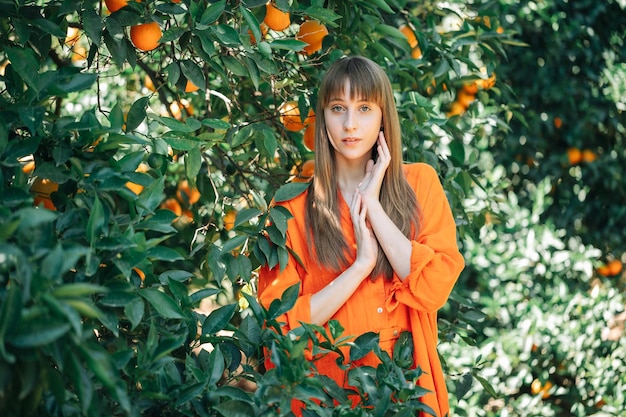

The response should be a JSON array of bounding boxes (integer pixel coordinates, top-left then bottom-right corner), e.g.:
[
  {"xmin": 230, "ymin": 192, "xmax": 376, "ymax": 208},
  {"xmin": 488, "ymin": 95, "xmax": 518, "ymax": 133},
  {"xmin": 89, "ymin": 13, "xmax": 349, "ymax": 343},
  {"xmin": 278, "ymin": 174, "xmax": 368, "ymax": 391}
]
[{"xmin": 1, "ymin": 0, "xmax": 624, "ymax": 416}]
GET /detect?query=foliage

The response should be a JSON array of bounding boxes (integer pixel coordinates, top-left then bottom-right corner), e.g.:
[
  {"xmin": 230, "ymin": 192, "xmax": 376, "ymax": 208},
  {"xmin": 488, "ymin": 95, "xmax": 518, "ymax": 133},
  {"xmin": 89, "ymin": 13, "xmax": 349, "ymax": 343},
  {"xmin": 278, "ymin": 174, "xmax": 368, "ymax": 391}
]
[
  {"xmin": 0, "ymin": 0, "xmax": 510, "ymax": 416},
  {"xmin": 491, "ymin": 0, "xmax": 626, "ymax": 258},
  {"xmin": 442, "ymin": 172, "xmax": 626, "ymax": 416}
]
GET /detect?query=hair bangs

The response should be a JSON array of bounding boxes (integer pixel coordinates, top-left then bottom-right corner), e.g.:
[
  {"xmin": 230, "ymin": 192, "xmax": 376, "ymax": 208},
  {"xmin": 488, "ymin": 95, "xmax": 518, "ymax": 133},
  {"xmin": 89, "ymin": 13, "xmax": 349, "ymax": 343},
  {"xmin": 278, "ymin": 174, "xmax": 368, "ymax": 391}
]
[{"xmin": 320, "ymin": 58, "xmax": 385, "ymax": 107}]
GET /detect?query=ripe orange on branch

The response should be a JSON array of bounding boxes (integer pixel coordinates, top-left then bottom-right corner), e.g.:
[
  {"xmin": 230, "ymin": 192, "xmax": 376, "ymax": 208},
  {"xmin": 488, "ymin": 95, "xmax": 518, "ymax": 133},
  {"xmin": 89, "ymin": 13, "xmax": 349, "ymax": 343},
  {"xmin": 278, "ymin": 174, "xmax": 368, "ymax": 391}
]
[
  {"xmin": 185, "ymin": 80, "xmax": 200, "ymax": 93},
  {"xmin": 224, "ymin": 210, "xmax": 237, "ymax": 231},
  {"xmin": 264, "ymin": 2, "xmax": 290, "ymax": 31},
  {"xmin": 597, "ymin": 259, "xmax": 622, "ymax": 276},
  {"xmin": 293, "ymin": 159, "xmax": 315, "ymax": 182},
  {"xmin": 31, "ymin": 177, "xmax": 59, "ymax": 210},
  {"xmin": 279, "ymin": 101, "xmax": 314, "ymax": 132},
  {"xmin": 399, "ymin": 24, "xmax": 422, "ymax": 58},
  {"xmin": 297, "ymin": 20, "xmax": 328, "ymax": 55},
  {"xmin": 303, "ymin": 124, "xmax": 315, "ymax": 150},
  {"xmin": 105, "ymin": 0, "xmax": 134, "ymax": 13},
  {"xmin": 130, "ymin": 22, "xmax": 162, "ymax": 52},
  {"xmin": 176, "ymin": 180, "xmax": 201, "ymax": 205}
]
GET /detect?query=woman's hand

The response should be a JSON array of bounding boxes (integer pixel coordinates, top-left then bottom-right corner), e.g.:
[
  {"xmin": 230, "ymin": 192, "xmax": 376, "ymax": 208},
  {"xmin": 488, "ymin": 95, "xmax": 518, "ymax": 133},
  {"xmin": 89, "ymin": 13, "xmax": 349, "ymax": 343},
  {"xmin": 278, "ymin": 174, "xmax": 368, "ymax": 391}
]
[
  {"xmin": 350, "ymin": 190, "xmax": 378, "ymax": 275},
  {"xmin": 358, "ymin": 132, "xmax": 391, "ymax": 205}
]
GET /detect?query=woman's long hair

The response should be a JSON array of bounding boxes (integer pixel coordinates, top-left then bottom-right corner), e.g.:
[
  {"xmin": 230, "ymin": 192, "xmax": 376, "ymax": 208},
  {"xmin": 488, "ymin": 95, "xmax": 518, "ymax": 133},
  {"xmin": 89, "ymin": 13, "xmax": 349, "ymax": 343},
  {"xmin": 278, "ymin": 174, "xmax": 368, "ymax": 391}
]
[{"xmin": 305, "ymin": 56, "xmax": 421, "ymax": 280}]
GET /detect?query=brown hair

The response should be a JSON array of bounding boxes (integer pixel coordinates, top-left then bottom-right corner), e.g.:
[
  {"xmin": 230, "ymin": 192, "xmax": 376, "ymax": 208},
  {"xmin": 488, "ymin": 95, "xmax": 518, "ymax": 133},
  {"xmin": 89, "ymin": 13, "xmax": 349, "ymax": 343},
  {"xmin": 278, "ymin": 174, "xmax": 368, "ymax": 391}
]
[{"xmin": 305, "ymin": 56, "xmax": 421, "ymax": 280}]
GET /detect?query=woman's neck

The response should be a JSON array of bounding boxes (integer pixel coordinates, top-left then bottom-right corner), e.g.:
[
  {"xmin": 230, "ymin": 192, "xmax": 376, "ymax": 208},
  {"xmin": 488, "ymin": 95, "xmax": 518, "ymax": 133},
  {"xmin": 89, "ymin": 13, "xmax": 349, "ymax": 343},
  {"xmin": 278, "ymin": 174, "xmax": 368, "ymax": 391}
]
[{"xmin": 335, "ymin": 157, "xmax": 368, "ymax": 201}]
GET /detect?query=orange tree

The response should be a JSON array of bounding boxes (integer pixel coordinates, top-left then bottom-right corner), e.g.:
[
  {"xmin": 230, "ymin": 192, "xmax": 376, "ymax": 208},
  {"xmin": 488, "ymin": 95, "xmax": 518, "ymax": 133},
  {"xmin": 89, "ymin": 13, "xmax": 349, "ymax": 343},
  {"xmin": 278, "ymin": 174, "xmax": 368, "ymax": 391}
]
[
  {"xmin": 437, "ymin": 0, "xmax": 626, "ymax": 415},
  {"xmin": 0, "ymin": 0, "xmax": 511, "ymax": 415}
]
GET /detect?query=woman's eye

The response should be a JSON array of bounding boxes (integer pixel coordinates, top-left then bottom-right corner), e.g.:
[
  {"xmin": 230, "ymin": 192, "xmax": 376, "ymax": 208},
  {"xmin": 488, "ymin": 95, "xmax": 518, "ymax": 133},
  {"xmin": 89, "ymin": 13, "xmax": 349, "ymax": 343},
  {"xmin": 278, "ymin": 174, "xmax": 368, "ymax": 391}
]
[
  {"xmin": 359, "ymin": 105, "xmax": 371, "ymax": 112},
  {"xmin": 331, "ymin": 105, "xmax": 344, "ymax": 112}
]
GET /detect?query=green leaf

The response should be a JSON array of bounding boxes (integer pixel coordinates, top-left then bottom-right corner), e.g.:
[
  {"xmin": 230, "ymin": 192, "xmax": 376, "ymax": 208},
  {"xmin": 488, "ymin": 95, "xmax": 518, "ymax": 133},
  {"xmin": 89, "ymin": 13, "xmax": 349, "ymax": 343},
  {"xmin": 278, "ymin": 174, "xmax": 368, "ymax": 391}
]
[
  {"xmin": 241, "ymin": 6, "xmax": 261, "ymax": 44},
  {"xmin": 211, "ymin": 24, "xmax": 241, "ymax": 47},
  {"xmin": 136, "ymin": 176, "xmax": 165, "ymax": 215},
  {"xmin": 455, "ymin": 372, "xmax": 474, "ymax": 399},
  {"xmin": 0, "ymin": 286, "xmax": 22, "ymax": 362},
  {"xmin": 79, "ymin": 345, "xmax": 117, "ymax": 390},
  {"xmin": 269, "ymin": 39, "xmax": 306, "ymax": 52},
  {"xmin": 10, "ymin": 323, "xmax": 71, "ymax": 347},
  {"xmin": 82, "ymin": 7, "xmax": 104, "ymax": 46},
  {"xmin": 52, "ymin": 283, "xmax": 109, "ymax": 298},
  {"xmin": 213, "ymin": 400, "xmax": 255, "ymax": 417},
  {"xmin": 4, "ymin": 46, "xmax": 42, "ymax": 92},
  {"xmin": 146, "ymin": 246, "xmax": 184, "ymax": 262},
  {"xmin": 268, "ymin": 283, "xmax": 299, "ymax": 321},
  {"xmin": 234, "ymin": 208, "xmax": 261, "ymax": 228},
  {"xmin": 140, "ymin": 288, "xmax": 185, "ymax": 319},
  {"xmin": 349, "ymin": 332, "xmax": 379, "ymax": 361},
  {"xmin": 199, "ymin": 0, "xmax": 226, "ymax": 26},
  {"xmin": 125, "ymin": 96, "xmax": 150, "ymax": 132},
  {"xmin": 202, "ymin": 303, "xmax": 237, "ymax": 335},
  {"xmin": 86, "ymin": 195, "xmax": 106, "ymax": 245},
  {"xmin": 17, "ymin": 207, "xmax": 57, "ymax": 230},
  {"xmin": 160, "ymin": 26, "xmax": 187, "ymax": 43},
  {"xmin": 54, "ymin": 72, "xmax": 97, "ymax": 94},
  {"xmin": 185, "ymin": 146, "xmax": 202, "ymax": 181},
  {"xmin": 124, "ymin": 297, "xmax": 144, "ymax": 330},
  {"xmin": 162, "ymin": 131, "xmax": 204, "ymax": 151},
  {"xmin": 180, "ymin": 59, "xmax": 206, "ymax": 91},
  {"xmin": 273, "ymin": 182, "xmax": 309, "ymax": 203},
  {"xmin": 190, "ymin": 289, "xmax": 221, "ymax": 307}
]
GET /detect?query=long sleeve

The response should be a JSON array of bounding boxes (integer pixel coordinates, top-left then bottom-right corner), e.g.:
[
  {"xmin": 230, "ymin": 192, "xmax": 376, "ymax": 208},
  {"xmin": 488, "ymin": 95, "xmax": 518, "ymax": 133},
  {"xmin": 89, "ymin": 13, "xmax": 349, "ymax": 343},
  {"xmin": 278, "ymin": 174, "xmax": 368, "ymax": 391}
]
[{"xmin": 387, "ymin": 163, "xmax": 465, "ymax": 314}]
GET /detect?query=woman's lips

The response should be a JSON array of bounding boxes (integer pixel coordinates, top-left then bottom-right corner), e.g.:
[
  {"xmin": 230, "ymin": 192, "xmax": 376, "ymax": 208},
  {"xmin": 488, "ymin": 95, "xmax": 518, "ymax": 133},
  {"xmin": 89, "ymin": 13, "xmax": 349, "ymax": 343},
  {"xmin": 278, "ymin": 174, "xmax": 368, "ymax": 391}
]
[{"xmin": 342, "ymin": 137, "xmax": 360, "ymax": 144}]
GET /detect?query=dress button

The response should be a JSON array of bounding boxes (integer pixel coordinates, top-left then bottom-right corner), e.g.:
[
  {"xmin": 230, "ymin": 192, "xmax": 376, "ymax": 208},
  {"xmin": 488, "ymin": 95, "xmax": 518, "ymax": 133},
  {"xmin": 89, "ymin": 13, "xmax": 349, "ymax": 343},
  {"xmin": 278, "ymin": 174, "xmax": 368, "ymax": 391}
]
[
  {"xmin": 393, "ymin": 330, "xmax": 399, "ymax": 337},
  {"xmin": 376, "ymin": 307, "xmax": 383, "ymax": 314}
]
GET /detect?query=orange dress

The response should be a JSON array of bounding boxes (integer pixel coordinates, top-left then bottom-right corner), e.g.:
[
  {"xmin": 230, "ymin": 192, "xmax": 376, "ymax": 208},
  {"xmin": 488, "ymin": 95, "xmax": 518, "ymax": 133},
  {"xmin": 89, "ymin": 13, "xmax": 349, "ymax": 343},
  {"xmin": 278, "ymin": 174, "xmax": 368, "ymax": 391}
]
[{"xmin": 258, "ymin": 162, "xmax": 465, "ymax": 416}]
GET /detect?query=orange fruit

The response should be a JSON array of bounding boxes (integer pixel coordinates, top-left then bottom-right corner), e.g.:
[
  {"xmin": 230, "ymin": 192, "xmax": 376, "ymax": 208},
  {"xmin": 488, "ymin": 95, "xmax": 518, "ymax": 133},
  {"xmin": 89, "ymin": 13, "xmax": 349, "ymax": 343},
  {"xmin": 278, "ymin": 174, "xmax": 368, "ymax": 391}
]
[
  {"xmin": 446, "ymin": 101, "xmax": 466, "ymax": 118},
  {"xmin": 399, "ymin": 24, "xmax": 418, "ymax": 48},
  {"xmin": 185, "ymin": 79, "xmax": 200, "ymax": 93},
  {"xmin": 71, "ymin": 45, "xmax": 88, "ymax": 62},
  {"xmin": 132, "ymin": 267, "xmax": 146, "ymax": 281},
  {"xmin": 31, "ymin": 177, "xmax": 59, "ymax": 210},
  {"xmin": 607, "ymin": 259, "xmax": 623, "ymax": 276},
  {"xmin": 22, "ymin": 160, "xmax": 35, "ymax": 175},
  {"xmin": 581, "ymin": 149, "xmax": 597, "ymax": 163},
  {"xmin": 130, "ymin": 22, "xmax": 162, "ymax": 52},
  {"xmin": 567, "ymin": 148, "xmax": 582, "ymax": 165},
  {"xmin": 264, "ymin": 2, "xmax": 290, "ymax": 31},
  {"xmin": 176, "ymin": 179, "xmax": 201, "ymax": 205},
  {"xmin": 553, "ymin": 117, "xmax": 563, "ymax": 129},
  {"xmin": 462, "ymin": 81, "xmax": 479, "ymax": 95},
  {"xmin": 456, "ymin": 89, "xmax": 475, "ymax": 109},
  {"xmin": 125, "ymin": 162, "xmax": 149, "ymax": 194},
  {"xmin": 224, "ymin": 210, "xmax": 236, "ymax": 231},
  {"xmin": 531, "ymin": 379, "xmax": 553, "ymax": 399},
  {"xmin": 144, "ymin": 74, "xmax": 156, "ymax": 92},
  {"xmin": 161, "ymin": 198, "xmax": 182, "ymax": 216},
  {"xmin": 279, "ymin": 101, "xmax": 314, "ymax": 131},
  {"xmin": 167, "ymin": 99, "xmax": 193, "ymax": 120},
  {"xmin": 105, "ymin": 0, "xmax": 129, "ymax": 13},
  {"xmin": 480, "ymin": 73, "xmax": 496, "ymax": 89},
  {"xmin": 65, "ymin": 26, "xmax": 81, "ymax": 47},
  {"xmin": 294, "ymin": 159, "xmax": 315, "ymax": 182},
  {"xmin": 126, "ymin": 182, "xmax": 144, "ymax": 195},
  {"xmin": 411, "ymin": 46, "xmax": 422, "ymax": 59},
  {"xmin": 296, "ymin": 20, "xmax": 328, "ymax": 55},
  {"xmin": 303, "ymin": 123, "xmax": 315, "ymax": 150}
]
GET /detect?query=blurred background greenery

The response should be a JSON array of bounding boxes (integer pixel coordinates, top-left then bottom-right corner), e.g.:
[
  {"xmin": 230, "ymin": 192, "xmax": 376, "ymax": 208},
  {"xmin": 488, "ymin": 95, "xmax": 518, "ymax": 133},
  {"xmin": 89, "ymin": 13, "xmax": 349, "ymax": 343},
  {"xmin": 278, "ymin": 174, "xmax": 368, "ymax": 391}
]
[{"xmin": 1, "ymin": 0, "xmax": 624, "ymax": 415}]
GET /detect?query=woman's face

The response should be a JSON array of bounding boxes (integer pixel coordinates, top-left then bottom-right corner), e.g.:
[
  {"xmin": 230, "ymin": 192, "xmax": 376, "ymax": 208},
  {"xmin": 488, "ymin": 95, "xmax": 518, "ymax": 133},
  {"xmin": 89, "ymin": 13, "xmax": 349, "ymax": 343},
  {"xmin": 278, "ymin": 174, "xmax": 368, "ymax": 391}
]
[{"xmin": 324, "ymin": 79, "xmax": 383, "ymax": 164}]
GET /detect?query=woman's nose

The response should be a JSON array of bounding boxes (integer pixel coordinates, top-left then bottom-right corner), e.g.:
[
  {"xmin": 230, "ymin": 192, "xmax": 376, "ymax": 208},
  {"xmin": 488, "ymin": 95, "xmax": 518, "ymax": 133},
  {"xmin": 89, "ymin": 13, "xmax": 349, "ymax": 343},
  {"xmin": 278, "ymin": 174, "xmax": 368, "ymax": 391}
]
[{"xmin": 343, "ymin": 110, "xmax": 356, "ymax": 130}]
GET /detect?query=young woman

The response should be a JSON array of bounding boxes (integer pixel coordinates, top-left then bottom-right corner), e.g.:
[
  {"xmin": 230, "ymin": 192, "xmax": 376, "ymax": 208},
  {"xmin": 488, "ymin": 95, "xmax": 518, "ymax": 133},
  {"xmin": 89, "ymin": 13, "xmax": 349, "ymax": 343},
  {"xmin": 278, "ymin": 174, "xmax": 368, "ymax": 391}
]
[{"xmin": 258, "ymin": 56, "xmax": 465, "ymax": 416}]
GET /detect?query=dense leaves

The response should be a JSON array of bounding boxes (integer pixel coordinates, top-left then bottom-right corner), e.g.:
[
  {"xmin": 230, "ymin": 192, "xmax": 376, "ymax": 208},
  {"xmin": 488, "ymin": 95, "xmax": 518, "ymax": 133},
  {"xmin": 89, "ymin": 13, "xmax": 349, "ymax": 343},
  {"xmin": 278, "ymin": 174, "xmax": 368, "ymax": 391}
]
[{"xmin": 1, "ymin": 0, "xmax": 624, "ymax": 416}]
